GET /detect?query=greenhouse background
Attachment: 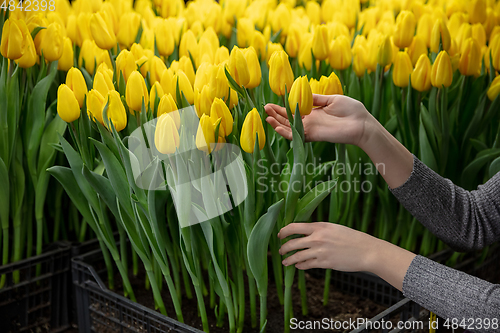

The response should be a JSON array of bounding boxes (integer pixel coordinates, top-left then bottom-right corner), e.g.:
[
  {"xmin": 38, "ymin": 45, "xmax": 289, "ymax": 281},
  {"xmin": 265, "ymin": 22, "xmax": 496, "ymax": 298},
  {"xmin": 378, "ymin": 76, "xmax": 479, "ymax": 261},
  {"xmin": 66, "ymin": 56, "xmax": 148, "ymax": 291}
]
[{"xmin": 0, "ymin": 0, "xmax": 499, "ymax": 332}]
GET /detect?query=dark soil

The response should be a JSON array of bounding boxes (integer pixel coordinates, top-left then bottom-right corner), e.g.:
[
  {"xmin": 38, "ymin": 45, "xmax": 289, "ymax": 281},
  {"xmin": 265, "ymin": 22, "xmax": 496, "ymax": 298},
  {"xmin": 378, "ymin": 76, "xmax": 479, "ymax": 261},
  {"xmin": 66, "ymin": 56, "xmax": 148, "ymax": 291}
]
[{"xmin": 94, "ymin": 264, "xmax": 386, "ymax": 333}]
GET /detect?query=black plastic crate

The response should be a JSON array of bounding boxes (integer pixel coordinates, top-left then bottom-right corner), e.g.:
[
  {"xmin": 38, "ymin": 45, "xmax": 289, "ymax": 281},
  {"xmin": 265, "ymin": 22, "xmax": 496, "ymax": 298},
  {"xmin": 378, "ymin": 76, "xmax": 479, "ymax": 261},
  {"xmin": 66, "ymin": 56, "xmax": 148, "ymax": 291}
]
[
  {"xmin": 72, "ymin": 249, "xmax": 202, "ymax": 333},
  {"xmin": 0, "ymin": 241, "xmax": 72, "ymax": 333}
]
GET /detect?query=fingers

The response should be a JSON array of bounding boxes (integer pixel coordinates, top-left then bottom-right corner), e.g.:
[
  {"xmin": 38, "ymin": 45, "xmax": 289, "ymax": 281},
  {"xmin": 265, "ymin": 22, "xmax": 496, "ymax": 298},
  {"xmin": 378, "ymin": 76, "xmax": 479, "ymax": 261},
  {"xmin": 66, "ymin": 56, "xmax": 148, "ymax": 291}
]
[
  {"xmin": 312, "ymin": 94, "xmax": 336, "ymax": 107},
  {"xmin": 295, "ymin": 258, "xmax": 319, "ymax": 270},
  {"xmin": 264, "ymin": 103, "xmax": 289, "ymax": 126},
  {"xmin": 279, "ymin": 237, "xmax": 311, "ymax": 256},
  {"xmin": 282, "ymin": 249, "xmax": 316, "ymax": 266},
  {"xmin": 278, "ymin": 223, "xmax": 315, "ymax": 239}
]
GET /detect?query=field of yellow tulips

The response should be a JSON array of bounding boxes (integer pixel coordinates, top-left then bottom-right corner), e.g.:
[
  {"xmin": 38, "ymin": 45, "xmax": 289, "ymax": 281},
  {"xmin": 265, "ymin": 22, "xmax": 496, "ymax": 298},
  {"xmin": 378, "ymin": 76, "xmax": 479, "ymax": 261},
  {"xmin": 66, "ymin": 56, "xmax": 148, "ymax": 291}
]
[{"xmin": 1, "ymin": 0, "xmax": 500, "ymax": 332}]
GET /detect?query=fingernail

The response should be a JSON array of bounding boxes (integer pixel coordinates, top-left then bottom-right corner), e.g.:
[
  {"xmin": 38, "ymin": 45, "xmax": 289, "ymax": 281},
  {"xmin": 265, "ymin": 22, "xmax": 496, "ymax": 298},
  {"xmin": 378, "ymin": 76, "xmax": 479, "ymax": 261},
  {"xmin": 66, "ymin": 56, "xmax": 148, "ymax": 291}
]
[{"xmin": 282, "ymin": 260, "xmax": 288, "ymax": 266}]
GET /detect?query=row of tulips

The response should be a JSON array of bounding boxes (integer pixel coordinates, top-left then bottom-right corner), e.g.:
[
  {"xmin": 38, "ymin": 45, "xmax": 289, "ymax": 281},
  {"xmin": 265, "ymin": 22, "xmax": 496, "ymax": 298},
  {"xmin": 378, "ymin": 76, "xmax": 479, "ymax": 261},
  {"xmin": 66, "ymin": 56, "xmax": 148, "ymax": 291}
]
[{"xmin": 2, "ymin": 0, "xmax": 500, "ymax": 332}]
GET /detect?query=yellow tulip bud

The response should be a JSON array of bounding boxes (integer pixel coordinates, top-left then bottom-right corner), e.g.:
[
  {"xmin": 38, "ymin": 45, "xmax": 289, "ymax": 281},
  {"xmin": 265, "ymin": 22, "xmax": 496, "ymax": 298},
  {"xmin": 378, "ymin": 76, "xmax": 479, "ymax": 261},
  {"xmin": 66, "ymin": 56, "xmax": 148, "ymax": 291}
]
[
  {"xmin": 487, "ymin": 75, "xmax": 500, "ymax": 101},
  {"xmin": 197, "ymin": 36, "xmax": 215, "ymax": 66},
  {"xmin": 288, "ymin": 76, "xmax": 313, "ymax": 116},
  {"xmin": 468, "ymin": 0, "xmax": 486, "ymax": 25},
  {"xmin": 106, "ymin": 90, "xmax": 128, "ymax": 132},
  {"xmin": 309, "ymin": 78, "xmax": 320, "ymax": 94},
  {"xmin": 352, "ymin": 44, "xmax": 366, "ymax": 77},
  {"xmin": 491, "ymin": 35, "xmax": 500, "ymax": 72},
  {"xmin": 15, "ymin": 21, "xmax": 37, "ymax": 69},
  {"xmin": 240, "ymin": 108, "xmax": 265, "ymax": 154},
  {"xmin": 448, "ymin": 13, "xmax": 467, "ymax": 41},
  {"xmin": 155, "ymin": 20, "xmax": 175, "ymax": 57},
  {"xmin": 57, "ymin": 84, "xmax": 81, "ymax": 123},
  {"xmin": 377, "ymin": 35, "xmax": 393, "ymax": 67},
  {"xmin": 210, "ymin": 97, "xmax": 233, "ymax": 137},
  {"xmin": 431, "ymin": 51, "xmax": 453, "ymax": 88},
  {"xmin": 214, "ymin": 46, "xmax": 230, "ymax": 65},
  {"xmin": 306, "ymin": 1, "xmax": 321, "ymax": 26},
  {"xmin": 237, "ymin": 18, "xmax": 255, "ymax": 48},
  {"xmin": 155, "ymin": 113, "xmax": 180, "ymax": 155},
  {"xmin": 251, "ymin": 31, "xmax": 266, "ymax": 61},
  {"xmin": 407, "ymin": 35, "xmax": 427, "ymax": 66},
  {"xmin": 57, "ymin": 37, "xmax": 74, "ymax": 71},
  {"xmin": 242, "ymin": 47, "xmax": 262, "ymax": 89},
  {"xmin": 66, "ymin": 67, "xmax": 87, "ymax": 108},
  {"xmin": 39, "ymin": 22, "xmax": 64, "ymax": 62},
  {"xmin": 471, "ymin": 24, "xmax": 486, "ymax": 47},
  {"xmin": 416, "ymin": 13, "xmax": 433, "ymax": 48},
  {"xmin": 194, "ymin": 63, "xmax": 213, "ymax": 92},
  {"xmin": 393, "ymin": 11, "xmax": 416, "ymax": 49},
  {"xmin": 392, "ymin": 52, "xmax": 413, "ymax": 88},
  {"xmin": 285, "ymin": 29, "xmax": 300, "ymax": 59},
  {"xmin": 117, "ymin": 12, "xmax": 141, "ymax": 48},
  {"xmin": 270, "ymin": 4, "xmax": 291, "ymax": 36},
  {"xmin": 75, "ymin": 13, "xmax": 92, "ymax": 48},
  {"xmin": 126, "ymin": 71, "xmax": 149, "ymax": 113},
  {"xmin": 93, "ymin": 71, "xmax": 114, "ymax": 99},
  {"xmin": 1, "ymin": 19, "xmax": 25, "ymax": 60},
  {"xmin": 269, "ymin": 50, "xmax": 294, "ymax": 96},
  {"xmin": 157, "ymin": 93, "xmax": 180, "ymax": 128},
  {"xmin": 178, "ymin": 56, "xmax": 196, "ymax": 86},
  {"xmin": 430, "ymin": 19, "xmax": 451, "ymax": 54},
  {"xmin": 456, "ymin": 23, "xmax": 472, "ymax": 54},
  {"xmin": 329, "ymin": 35, "xmax": 352, "ymax": 70},
  {"xmin": 298, "ymin": 36, "xmax": 313, "ymax": 71},
  {"xmin": 150, "ymin": 56, "xmax": 167, "ymax": 85},
  {"xmin": 320, "ymin": 72, "xmax": 343, "ymax": 95},
  {"xmin": 160, "ymin": 68, "xmax": 176, "ymax": 97},
  {"xmin": 411, "ymin": 54, "xmax": 432, "ymax": 92},
  {"xmin": 209, "ymin": 64, "xmax": 230, "ymax": 102},
  {"xmin": 175, "ymin": 70, "xmax": 194, "ymax": 105},
  {"xmin": 87, "ymin": 89, "xmax": 106, "ymax": 125},
  {"xmin": 229, "ymin": 88, "xmax": 238, "ymax": 109},
  {"xmin": 116, "ymin": 50, "xmax": 136, "ymax": 84},
  {"xmin": 201, "ymin": 27, "xmax": 220, "ymax": 53},
  {"xmin": 196, "ymin": 114, "xmax": 216, "ymax": 153},
  {"xmin": 179, "ymin": 30, "xmax": 198, "ymax": 61},
  {"xmin": 459, "ymin": 38, "xmax": 482, "ymax": 76},
  {"xmin": 312, "ymin": 25, "xmax": 330, "ymax": 61},
  {"xmin": 90, "ymin": 11, "xmax": 116, "ymax": 50},
  {"xmin": 195, "ymin": 86, "xmax": 212, "ymax": 118},
  {"xmin": 150, "ymin": 82, "xmax": 165, "ymax": 113},
  {"xmin": 78, "ymin": 39, "xmax": 99, "ymax": 75},
  {"xmin": 228, "ymin": 46, "xmax": 250, "ymax": 88}
]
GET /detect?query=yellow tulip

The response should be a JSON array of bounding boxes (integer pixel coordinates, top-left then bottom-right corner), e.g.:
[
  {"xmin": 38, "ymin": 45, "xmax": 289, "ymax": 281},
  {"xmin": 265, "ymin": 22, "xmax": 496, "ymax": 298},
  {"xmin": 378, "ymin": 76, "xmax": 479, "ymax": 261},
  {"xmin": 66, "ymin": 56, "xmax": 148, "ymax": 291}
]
[
  {"xmin": 209, "ymin": 64, "xmax": 230, "ymax": 102},
  {"xmin": 392, "ymin": 52, "xmax": 413, "ymax": 88},
  {"xmin": 175, "ymin": 70, "xmax": 194, "ymax": 105},
  {"xmin": 117, "ymin": 12, "xmax": 141, "ymax": 48},
  {"xmin": 393, "ymin": 11, "xmax": 416, "ymax": 49},
  {"xmin": 1, "ymin": 19, "xmax": 25, "ymax": 60},
  {"xmin": 90, "ymin": 11, "xmax": 116, "ymax": 50},
  {"xmin": 312, "ymin": 25, "xmax": 330, "ymax": 61},
  {"xmin": 411, "ymin": 54, "xmax": 432, "ymax": 92},
  {"xmin": 491, "ymin": 35, "xmax": 500, "ymax": 72},
  {"xmin": 39, "ymin": 22, "xmax": 64, "ymax": 62},
  {"xmin": 116, "ymin": 50, "xmax": 136, "ymax": 84},
  {"xmin": 178, "ymin": 56, "xmax": 196, "ymax": 86},
  {"xmin": 329, "ymin": 35, "xmax": 352, "ymax": 70},
  {"xmin": 57, "ymin": 37, "xmax": 74, "ymax": 71},
  {"xmin": 266, "ymin": 42, "xmax": 284, "ymax": 64},
  {"xmin": 240, "ymin": 108, "xmax": 265, "ymax": 154},
  {"xmin": 487, "ymin": 75, "xmax": 500, "ymax": 101},
  {"xmin": 430, "ymin": 19, "xmax": 451, "ymax": 54},
  {"xmin": 251, "ymin": 31, "xmax": 266, "ymax": 61},
  {"xmin": 309, "ymin": 78, "xmax": 320, "ymax": 94},
  {"xmin": 456, "ymin": 23, "xmax": 472, "ymax": 54},
  {"xmin": 15, "ymin": 21, "xmax": 37, "ymax": 69},
  {"xmin": 320, "ymin": 72, "xmax": 343, "ymax": 95},
  {"xmin": 270, "ymin": 4, "xmax": 291, "ymax": 36},
  {"xmin": 197, "ymin": 36, "xmax": 215, "ymax": 66},
  {"xmin": 93, "ymin": 71, "xmax": 114, "ymax": 98},
  {"xmin": 106, "ymin": 90, "xmax": 127, "ymax": 132},
  {"xmin": 87, "ymin": 89, "xmax": 106, "ymax": 125},
  {"xmin": 210, "ymin": 97, "xmax": 233, "ymax": 138},
  {"xmin": 228, "ymin": 46, "xmax": 250, "ymax": 88},
  {"xmin": 66, "ymin": 67, "xmax": 87, "ymax": 108},
  {"xmin": 269, "ymin": 50, "xmax": 294, "ymax": 96},
  {"xmin": 471, "ymin": 24, "xmax": 486, "ymax": 48},
  {"xmin": 179, "ymin": 30, "xmax": 198, "ymax": 61},
  {"xmin": 157, "ymin": 94, "xmax": 180, "ymax": 128},
  {"xmin": 196, "ymin": 114, "xmax": 216, "ymax": 153},
  {"xmin": 377, "ymin": 35, "xmax": 393, "ymax": 67},
  {"xmin": 78, "ymin": 39, "xmax": 99, "ymax": 75},
  {"xmin": 75, "ymin": 13, "xmax": 93, "ymax": 48},
  {"xmin": 155, "ymin": 113, "xmax": 180, "ymax": 155},
  {"xmin": 194, "ymin": 63, "xmax": 213, "ymax": 92},
  {"xmin": 57, "ymin": 84, "xmax": 81, "ymax": 123},
  {"xmin": 155, "ymin": 20, "xmax": 175, "ymax": 57},
  {"xmin": 229, "ymin": 88, "xmax": 238, "ymax": 109},
  {"xmin": 195, "ymin": 86, "xmax": 212, "ymax": 118},
  {"xmin": 448, "ymin": 13, "xmax": 468, "ymax": 41},
  {"xmin": 126, "ymin": 71, "xmax": 149, "ymax": 113},
  {"xmin": 468, "ymin": 0, "xmax": 486, "ymax": 25},
  {"xmin": 416, "ymin": 13, "xmax": 433, "ymax": 47},
  {"xmin": 150, "ymin": 82, "xmax": 165, "ymax": 113},
  {"xmin": 214, "ymin": 46, "xmax": 230, "ymax": 65},
  {"xmin": 160, "ymin": 68, "xmax": 176, "ymax": 97},
  {"xmin": 352, "ymin": 44, "xmax": 366, "ymax": 77},
  {"xmin": 459, "ymin": 38, "xmax": 482, "ymax": 76},
  {"xmin": 298, "ymin": 36, "xmax": 313, "ymax": 71},
  {"xmin": 237, "ymin": 18, "xmax": 255, "ymax": 48},
  {"xmin": 150, "ymin": 56, "xmax": 167, "ymax": 85},
  {"xmin": 288, "ymin": 76, "xmax": 313, "ymax": 116},
  {"xmin": 242, "ymin": 47, "xmax": 262, "ymax": 89},
  {"xmin": 431, "ymin": 51, "xmax": 453, "ymax": 88},
  {"xmin": 306, "ymin": 1, "xmax": 321, "ymax": 26},
  {"xmin": 285, "ymin": 30, "xmax": 300, "ymax": 59},
  {"xmin": 407, "ymin": 35, "xmax": 427, "ymax": 66},
  {"xmin": 201, "ymin": 27, "xmax": 220, "ymax": 53}
]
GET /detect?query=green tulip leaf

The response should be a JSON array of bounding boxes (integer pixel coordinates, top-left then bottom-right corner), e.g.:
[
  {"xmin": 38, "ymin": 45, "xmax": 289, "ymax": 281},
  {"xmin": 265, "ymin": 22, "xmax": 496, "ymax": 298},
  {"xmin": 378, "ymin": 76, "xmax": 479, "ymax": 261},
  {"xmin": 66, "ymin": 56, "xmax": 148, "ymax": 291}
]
[
  {"xmin": 489, "ymin": 157, "xmax": 500, "ymax": 179},
  {"xmin": 462, "ymin": 149, "xmax": 500, "ymax": 190},
  {"xmin": 294, "ymin": 178, "xmax": 338, "ymax": 222}
]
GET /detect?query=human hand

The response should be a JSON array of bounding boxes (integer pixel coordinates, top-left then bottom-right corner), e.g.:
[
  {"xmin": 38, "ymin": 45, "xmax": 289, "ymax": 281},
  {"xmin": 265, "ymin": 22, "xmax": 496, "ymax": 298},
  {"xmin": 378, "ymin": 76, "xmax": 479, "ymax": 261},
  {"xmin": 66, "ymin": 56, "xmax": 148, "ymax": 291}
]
[
  {"xmin": 264, "ymin": 94, "xmax": 373, "ymax": 147},
  {"xmin": 278, "ymin": 222, "xmax": 379, "ymax": 272}
]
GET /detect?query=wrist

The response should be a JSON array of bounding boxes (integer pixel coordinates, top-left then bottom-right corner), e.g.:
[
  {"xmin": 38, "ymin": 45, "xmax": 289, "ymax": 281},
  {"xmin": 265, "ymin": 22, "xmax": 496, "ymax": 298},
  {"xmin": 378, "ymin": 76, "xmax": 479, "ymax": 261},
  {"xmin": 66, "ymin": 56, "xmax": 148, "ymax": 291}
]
[{"xmin": 357, "ymin": 114, "xmax": 384, "ymax": 152}]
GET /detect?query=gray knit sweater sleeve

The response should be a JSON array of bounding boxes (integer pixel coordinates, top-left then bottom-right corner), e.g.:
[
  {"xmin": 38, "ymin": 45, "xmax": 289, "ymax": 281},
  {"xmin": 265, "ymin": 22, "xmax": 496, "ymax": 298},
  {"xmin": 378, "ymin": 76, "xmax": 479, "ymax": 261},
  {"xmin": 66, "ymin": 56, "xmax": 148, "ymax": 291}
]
[{"xmin": 390, "ymin": 155, "xmax": 500, "ymax": 324}]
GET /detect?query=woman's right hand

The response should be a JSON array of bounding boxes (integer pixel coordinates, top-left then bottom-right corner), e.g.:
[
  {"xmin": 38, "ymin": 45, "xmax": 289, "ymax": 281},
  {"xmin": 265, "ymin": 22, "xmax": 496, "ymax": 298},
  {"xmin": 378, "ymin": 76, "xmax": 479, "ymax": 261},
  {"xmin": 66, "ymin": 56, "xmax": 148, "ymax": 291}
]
[{"xmin": 264, "ymin": 94, "xmax": 374, "ymax": 147}]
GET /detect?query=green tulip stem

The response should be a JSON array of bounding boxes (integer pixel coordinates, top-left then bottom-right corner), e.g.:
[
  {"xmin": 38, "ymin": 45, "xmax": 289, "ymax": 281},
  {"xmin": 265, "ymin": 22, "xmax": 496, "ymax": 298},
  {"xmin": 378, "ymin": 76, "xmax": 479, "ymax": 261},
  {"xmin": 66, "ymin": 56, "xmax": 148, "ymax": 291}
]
[
  {"xmin": 298, "ymin": 269, "xmax": 308, "ymax": 315},
  {"xmin": 259, "ymin": 294, "xmax": 267, "ymax": 330},
  {"xmin": 283, "ymin": 264, "xmax": 295, "ymax": 333},
  {"xmin": 248, "ymin": 275, "xmax": 257, "ymax": 328}
]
